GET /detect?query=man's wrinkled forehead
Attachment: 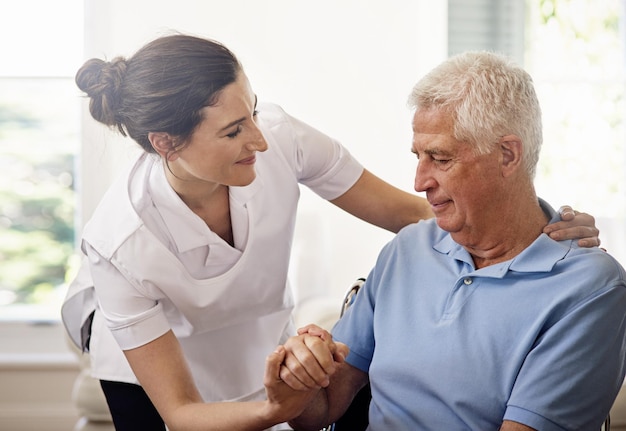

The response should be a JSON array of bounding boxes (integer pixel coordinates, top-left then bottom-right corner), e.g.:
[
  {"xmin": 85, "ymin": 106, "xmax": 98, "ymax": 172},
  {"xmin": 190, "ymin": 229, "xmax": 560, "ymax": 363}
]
[{"xmin": 412, "ymin": 108, "xmax": 455, "ymax": 140}]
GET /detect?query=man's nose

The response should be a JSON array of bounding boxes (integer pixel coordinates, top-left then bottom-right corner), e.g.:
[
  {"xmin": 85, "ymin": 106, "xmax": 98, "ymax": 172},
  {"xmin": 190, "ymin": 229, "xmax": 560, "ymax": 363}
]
[{"xmin": 413, "ymin": 161, "xmax": 435, "ymax": 193}]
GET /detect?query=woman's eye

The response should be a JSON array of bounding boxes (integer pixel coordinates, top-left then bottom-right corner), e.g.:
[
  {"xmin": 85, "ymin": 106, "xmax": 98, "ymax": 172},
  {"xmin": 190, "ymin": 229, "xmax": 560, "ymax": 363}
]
[
  {"xmin": 226, "ymin": 125, "xmax": 242, "ymax": 139},
  {"xmin": 253, "ymin": 109, "xmax": 259, "ymax": 117}
]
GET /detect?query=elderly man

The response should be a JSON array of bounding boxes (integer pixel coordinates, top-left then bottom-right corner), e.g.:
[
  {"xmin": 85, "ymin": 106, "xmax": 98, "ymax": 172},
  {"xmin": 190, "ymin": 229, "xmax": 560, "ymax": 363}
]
[{"xmin": 266, "ymin": 51, "xmax": 626, "ymax": 431}]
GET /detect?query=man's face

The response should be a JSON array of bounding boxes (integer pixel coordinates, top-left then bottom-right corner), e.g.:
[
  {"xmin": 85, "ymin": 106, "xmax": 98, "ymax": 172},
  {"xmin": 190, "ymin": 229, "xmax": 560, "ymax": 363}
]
[{"xmin": 411, "ymin": 108, "xmax": 503, "ymax": 245}]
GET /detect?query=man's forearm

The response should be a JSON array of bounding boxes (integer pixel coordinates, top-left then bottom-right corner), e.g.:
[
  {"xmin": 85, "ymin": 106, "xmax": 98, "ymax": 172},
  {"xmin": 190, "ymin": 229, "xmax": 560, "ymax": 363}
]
[{"xmin": 288, "ymin": 388, "xmax": 331, "ymax": 431}]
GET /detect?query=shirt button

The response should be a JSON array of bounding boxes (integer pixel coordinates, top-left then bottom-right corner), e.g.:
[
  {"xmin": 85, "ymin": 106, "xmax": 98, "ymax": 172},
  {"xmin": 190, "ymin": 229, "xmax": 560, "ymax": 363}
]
[{"xmin": 463, "ymin": 278, "xmax": 473, "ymax": 285}]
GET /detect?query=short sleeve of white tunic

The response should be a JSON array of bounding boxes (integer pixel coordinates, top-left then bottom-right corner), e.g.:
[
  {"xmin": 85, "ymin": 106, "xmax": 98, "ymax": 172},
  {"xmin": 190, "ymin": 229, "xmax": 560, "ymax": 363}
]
[
  {"xmin": 255, "ymin": 103, "xmax": 363, "ymax": 199},
  {"xmin": 83, "ymin": 102, "xmax": 364, "ymax": 354}
]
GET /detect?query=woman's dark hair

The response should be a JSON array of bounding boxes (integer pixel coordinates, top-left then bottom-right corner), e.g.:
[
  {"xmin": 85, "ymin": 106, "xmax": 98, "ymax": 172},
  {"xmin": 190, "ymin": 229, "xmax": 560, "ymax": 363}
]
[{"xmin": 75, "ymin": 34, "xmax": 242, "ymax": 152}]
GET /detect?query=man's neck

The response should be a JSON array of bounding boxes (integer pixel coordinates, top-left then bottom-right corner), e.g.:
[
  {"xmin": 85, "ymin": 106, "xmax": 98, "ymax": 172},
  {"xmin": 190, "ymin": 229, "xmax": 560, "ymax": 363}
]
[{"xmin": 460, "ymin": 196, "xmax": 549, "ymax": 269}]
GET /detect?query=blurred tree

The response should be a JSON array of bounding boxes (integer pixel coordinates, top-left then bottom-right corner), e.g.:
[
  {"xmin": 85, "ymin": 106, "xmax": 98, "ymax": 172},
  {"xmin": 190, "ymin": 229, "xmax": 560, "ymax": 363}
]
[{"xmin": 0, "ymin": 101, "xmax": 76, "ymax": 305}]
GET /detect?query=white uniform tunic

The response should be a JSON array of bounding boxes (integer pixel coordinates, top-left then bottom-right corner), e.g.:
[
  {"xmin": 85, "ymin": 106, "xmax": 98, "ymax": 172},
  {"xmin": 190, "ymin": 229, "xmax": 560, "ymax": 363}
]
[{"xmin": 62, "ymin": 103, "xmax": 363, "ymax": 407}]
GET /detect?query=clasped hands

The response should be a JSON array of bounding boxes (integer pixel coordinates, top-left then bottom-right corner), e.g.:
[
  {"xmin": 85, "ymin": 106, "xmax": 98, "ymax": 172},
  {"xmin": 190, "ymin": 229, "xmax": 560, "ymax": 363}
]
[{"xmin": 263, "ymin": 324, "xmax": 349, "ymax": 424}]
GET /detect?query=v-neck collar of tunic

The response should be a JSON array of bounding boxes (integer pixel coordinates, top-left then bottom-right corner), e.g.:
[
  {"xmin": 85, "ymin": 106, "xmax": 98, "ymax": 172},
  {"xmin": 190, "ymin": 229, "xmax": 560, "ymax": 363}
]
[{"xmin": 147, "ymin": 156, "xmax": 263, "ymax": 255}]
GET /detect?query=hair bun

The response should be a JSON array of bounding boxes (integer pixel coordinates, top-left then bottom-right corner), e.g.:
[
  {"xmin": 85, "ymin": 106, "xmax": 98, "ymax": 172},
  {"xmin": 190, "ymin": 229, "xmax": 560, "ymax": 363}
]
[{"xmin": 75, "ymin": 56, "xmax": 128, "ymax": 128}]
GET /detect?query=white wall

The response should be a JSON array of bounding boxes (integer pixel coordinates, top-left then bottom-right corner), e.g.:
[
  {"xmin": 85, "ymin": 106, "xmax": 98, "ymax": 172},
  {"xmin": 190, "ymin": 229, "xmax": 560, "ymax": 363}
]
[{"xmin": 79, "ymin": 0, "xmax": 447, "ymax": 317}]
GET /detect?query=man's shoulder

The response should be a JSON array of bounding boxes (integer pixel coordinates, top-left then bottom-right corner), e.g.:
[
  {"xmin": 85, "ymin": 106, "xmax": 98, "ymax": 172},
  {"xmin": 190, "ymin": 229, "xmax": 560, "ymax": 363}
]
[{"xmin": 564, "ymin": 245, "xmax": 626, "ymax": 285}]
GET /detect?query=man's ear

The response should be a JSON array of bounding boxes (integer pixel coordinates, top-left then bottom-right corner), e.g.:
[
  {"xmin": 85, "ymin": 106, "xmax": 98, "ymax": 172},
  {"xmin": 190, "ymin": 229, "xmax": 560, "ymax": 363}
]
[
  {"xmin": 148, "ymin": 132, "xmax": 177, "ymax": 160},
  {"xmin": 499, "ymin": 134, "xmax": 523, "ymax": 177}
]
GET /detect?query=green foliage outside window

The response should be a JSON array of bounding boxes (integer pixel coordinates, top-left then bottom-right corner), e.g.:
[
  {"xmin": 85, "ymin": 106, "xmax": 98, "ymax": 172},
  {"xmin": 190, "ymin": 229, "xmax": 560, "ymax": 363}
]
[
  {"xmin": 530, "ymin": 0, "xmax": 625, "ymax": 225},
  {"xmin": 0, "ymin": 80, "xmax": 78, "ymax": 311}
]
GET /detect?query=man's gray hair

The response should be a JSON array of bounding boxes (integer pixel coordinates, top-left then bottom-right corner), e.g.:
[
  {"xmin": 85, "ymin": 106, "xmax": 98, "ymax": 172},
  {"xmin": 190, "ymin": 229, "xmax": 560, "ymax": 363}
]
[{"xmin": 408, "ymin": 51, "xmax": 542, "ymax": 178}]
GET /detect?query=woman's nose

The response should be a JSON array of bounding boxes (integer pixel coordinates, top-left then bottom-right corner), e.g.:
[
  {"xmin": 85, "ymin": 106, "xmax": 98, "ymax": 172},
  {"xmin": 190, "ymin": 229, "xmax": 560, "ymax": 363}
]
[{"xmin": 247, "ymin": 125, "xmax": 268, "ymax": 152}]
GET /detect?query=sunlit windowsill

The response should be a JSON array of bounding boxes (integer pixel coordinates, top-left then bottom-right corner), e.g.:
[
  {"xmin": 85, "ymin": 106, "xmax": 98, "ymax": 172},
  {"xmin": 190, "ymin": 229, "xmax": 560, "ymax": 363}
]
[
  {"xmin": 0, "ymin": 297, "xmax": 65, "ymax": 323},
  {"xmin": 0, "ymin": 312, "xmax": 61, "ymax": 324},
  {"xmin": 0, "ymin": 353, "xmax": 78, "ymax": 369},
  {"xmin": 0, "ymin": 305, "xmax": 76, "ymax": 363}
]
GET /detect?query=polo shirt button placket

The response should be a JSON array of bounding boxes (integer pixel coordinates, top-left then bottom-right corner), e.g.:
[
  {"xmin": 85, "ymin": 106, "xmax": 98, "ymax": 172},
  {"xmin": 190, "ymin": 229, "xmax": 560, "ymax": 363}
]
[{"xmin": 442, "ymin": 277, "xmax": 476, "ymax": 319}]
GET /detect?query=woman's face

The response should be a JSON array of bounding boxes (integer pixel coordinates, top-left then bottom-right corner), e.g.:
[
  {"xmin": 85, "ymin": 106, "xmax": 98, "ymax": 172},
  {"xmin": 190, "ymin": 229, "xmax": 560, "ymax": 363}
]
[{"xmin": 167, "ymin": 72, "xmax": 268, "ymax": 187}]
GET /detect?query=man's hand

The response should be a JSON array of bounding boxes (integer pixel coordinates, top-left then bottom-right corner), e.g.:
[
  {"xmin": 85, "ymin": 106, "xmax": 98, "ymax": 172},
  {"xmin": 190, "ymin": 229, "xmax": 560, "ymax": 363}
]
[
  {"xmin": 279, "ymin": 324, "xmax": 349, "ymax": 391},
  {"xmin": 262, "ymin": 325, "xmax": 349, "ymax": 425}
]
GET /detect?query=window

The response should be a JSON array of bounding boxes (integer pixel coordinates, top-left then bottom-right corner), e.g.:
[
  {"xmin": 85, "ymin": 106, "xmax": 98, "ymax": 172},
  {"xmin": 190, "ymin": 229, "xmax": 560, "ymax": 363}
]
[
  {"xmin": 448, "ymin": 0, "xmax": 525, "ymax": 63},
  {"xmin": 0, "ymin": 0, "xmax": 84, "ymax": 321},
  {"xmin": 527, "ymin": 0, "xmax": 626, "ymax": 265}
]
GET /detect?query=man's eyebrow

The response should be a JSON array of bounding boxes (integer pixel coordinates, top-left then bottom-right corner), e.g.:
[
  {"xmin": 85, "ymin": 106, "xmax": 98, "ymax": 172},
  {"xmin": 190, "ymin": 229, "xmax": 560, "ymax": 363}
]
[
  {"xmin": 412, "ymin": 147, "xmax": 446, "ymax": 154},
  {"xmin": 424, "ymin": 148, "xmax": 441, "ymax": 155}
]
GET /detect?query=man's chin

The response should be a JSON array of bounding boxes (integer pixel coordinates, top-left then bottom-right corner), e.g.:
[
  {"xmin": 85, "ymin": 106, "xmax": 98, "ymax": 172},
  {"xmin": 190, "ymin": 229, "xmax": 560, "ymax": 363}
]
[
  {"xmin": 435, "ymin": 218, "xmax": 452, "ymax": 232},
  {"xmin": 435, "ymin": 217, "xmax": 464, "ymax": 235}
]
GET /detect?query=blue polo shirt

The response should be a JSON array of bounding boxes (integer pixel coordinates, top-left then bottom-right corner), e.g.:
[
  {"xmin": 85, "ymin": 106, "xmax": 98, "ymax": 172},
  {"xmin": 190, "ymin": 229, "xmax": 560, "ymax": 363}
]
[{"xmin": 333, "ymin": 205, "xmax": 626, "ymax": 431}]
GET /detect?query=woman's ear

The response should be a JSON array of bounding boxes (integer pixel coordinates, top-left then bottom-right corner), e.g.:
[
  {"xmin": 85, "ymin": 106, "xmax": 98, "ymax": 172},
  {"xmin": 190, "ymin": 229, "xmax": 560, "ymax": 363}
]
[
  {"xmin": 499, "ymin": 134, "xmax": 523, "ymax": 177},
  {"xmin": 148, "ymin": 132, "xmax": 177, "ymax": 160}
]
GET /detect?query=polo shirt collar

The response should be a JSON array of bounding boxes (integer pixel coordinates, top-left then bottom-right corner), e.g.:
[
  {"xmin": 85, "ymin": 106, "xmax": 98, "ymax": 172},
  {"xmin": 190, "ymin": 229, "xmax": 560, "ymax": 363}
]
[
  {"xmin": 509, "ymin": 198, "xmax": 575, "ymax": 273},
  {"xmin": 433, "ymin": 199, "xmax": 573, "ymax": 275}
]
